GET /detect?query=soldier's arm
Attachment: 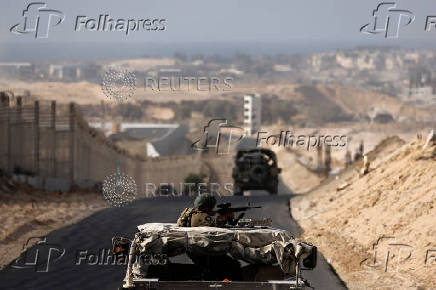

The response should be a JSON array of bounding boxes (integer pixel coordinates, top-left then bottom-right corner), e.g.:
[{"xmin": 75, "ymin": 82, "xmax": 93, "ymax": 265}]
[
  {"xmin": 177, "ymin": 208, "xmax": 189, "ymax": 227},
  {"xmin": 191, "ymin": 212, "xmax": 217, "ymax": 227}
]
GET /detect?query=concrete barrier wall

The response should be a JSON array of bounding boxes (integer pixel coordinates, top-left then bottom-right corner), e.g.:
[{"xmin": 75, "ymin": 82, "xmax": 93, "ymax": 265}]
[{"xmin": 0, "ymin": 92, "xmax": 203, "ymax": 192}]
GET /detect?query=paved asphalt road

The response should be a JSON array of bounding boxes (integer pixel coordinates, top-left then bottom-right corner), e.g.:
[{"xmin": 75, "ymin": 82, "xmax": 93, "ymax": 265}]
[{"xmin": 0, "ymin": 195, "xmax": 346, "ymax": 290}]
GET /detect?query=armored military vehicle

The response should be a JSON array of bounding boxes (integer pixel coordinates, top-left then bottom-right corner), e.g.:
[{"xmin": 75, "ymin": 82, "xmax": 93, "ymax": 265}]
[
  {"xmin": 232, "ymin": 149, "xmax": 281, "ymax": 195},
  {"xmin": 114, "ymin": 219, "xmax": 317, "ymax": 289}
]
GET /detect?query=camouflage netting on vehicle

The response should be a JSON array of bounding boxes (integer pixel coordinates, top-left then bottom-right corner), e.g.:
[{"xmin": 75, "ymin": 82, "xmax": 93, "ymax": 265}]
[{"xmin": 125, "ymin": 223, "xmax": 313, "ymax": 282}]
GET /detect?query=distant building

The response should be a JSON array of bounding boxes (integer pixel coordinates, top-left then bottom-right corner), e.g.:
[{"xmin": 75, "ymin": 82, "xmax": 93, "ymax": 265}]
[
  {"xmin": 48, "ymin": 64, "xmax": 101, "ymax": 82},
  {"xmin": 243, "ymin": 94, "xmax": 261, "ymax": 136},
  {"xmin": 62, "ymin": 66, "xmax": 81, "ymax": 81},
  {"xmin": 88, "ymin": 122, "xmax": 192, "ymax": 157},
  {"xmin": 397, "ymin": 67, "xmax": 436, "ymax": 105},
  {"xmin": 409, "ymin": 67, "xmax": 431, "ymax": 89},
  {"xmin": 219, "ymin": 68, "xmax": 244, "ymax": 76},
  {"xmin": 81, "ymin": 64, "xmax": 101, "ymax": 82},
  {"xmin": 400, "ymin": 86, "xmax": 436, "ymax": 105},
  {"xmin": 0, "ymin": 62, "xmax": 34, "ymax": 79},
  {"xmin": 18, "ymin": 64, "xmax": 36, "ymax": 79},
  {"xmin": 49, "ymin": 65, "xmax": 63, "ymax": 79},
  {"xmin": 408, "ymin": 86, "xmax": 433, "ymax": 99},
  {"xmin": 273, "ymin": 64, "xmax": 291, "ymax": 72},
  {"xmin": 157, "ymin": 67, "xmax": 183, "ymax": 78}
]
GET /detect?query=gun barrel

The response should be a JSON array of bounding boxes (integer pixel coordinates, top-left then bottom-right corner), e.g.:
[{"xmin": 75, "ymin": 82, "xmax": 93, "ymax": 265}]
[
  {"xmin": 215, "ymin": 206, "xmax": 262, "ymax": 214},
  {"xmin": 207, "ymin": 205, "xmax": 262, "ymax": 215}
]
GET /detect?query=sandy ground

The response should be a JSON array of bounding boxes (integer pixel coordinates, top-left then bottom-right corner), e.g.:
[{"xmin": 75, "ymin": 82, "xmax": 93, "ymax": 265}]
[
  {"xmin": 271, "ymin": 146, "xmax": 324, "ymax": 193},
  {"xmin": 3, "ymin": 79, "xmax": 431, "ymax": 118},
  {"xmin": 261, "ymin": 124, "xmax": 424, "ymax": 194},
  {"xmin": 291, "ymin": 135, "xmax": 436, "ymax": 289},
  {"xmin": 0, "ymin": 182, "xmax": 107, "ymax": 269},
  {"xmin": 0, "ymin": 79, "xmax": 258, "ymax": 105},
  {"xmin": 0, "ymin": 80, "xmax": 106, "ymax": 105}
]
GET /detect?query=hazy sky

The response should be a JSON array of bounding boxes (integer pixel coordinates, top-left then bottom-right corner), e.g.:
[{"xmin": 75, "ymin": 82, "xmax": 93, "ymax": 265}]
[{"xmin": 1, "ymin": 0, "xmax": 436, "ymax": 60}]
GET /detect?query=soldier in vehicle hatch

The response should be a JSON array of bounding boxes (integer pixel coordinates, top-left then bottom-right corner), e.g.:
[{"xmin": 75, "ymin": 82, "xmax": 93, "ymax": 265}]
[
  {"xmin": 177, "ymin": 194, "xmax": 242, "ymax": 280},
  {"xmin": 177, "ymin": 193, "xmax": 233, "ymax": 227}
]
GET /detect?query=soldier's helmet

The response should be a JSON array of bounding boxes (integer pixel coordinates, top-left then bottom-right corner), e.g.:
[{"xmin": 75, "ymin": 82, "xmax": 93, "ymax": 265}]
[{"xmin": 194, "ymin": 193, "xmax": 216, "ymax": 210}]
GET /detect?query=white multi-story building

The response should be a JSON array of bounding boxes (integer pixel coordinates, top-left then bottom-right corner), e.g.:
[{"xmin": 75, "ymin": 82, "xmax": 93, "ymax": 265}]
[
  {"xmin": 400, "ymin": 86, "xmax": 436, "ymax": 105},
  {"xmin": 243, "ymin": 94, "xmax": 261, "ymax": 136}
]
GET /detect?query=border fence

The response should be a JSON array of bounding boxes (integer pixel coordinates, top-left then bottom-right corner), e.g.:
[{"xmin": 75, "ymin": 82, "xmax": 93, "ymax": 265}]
[{"xmin": 0, "ymin": 92, "xmax": 202, "ymax": 193}]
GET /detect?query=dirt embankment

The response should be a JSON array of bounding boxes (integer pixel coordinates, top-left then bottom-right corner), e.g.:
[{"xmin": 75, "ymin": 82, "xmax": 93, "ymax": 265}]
[
  {"xmin": 291, "ymin": 135, "xmax": 436, "ymax": 289},
  {"xmin": 0, "ymin": 179, "xmax": 107, "ymax": 269}
]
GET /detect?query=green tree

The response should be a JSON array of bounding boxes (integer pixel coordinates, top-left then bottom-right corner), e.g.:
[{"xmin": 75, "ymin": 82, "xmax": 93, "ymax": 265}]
[{"xmin": 184, "ymin": 173, "xmax": 206, "ymax": 195}]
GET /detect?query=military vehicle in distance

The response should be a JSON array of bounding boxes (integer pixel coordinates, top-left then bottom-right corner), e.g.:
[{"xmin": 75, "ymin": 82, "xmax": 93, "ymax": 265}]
[
  {"xmin": 232, "ymin": 149, "xmax": 281, "ymax": 195},
  {"xmin": 115, "ymin": 219, "xmax": 317, "ymax": 290}
]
